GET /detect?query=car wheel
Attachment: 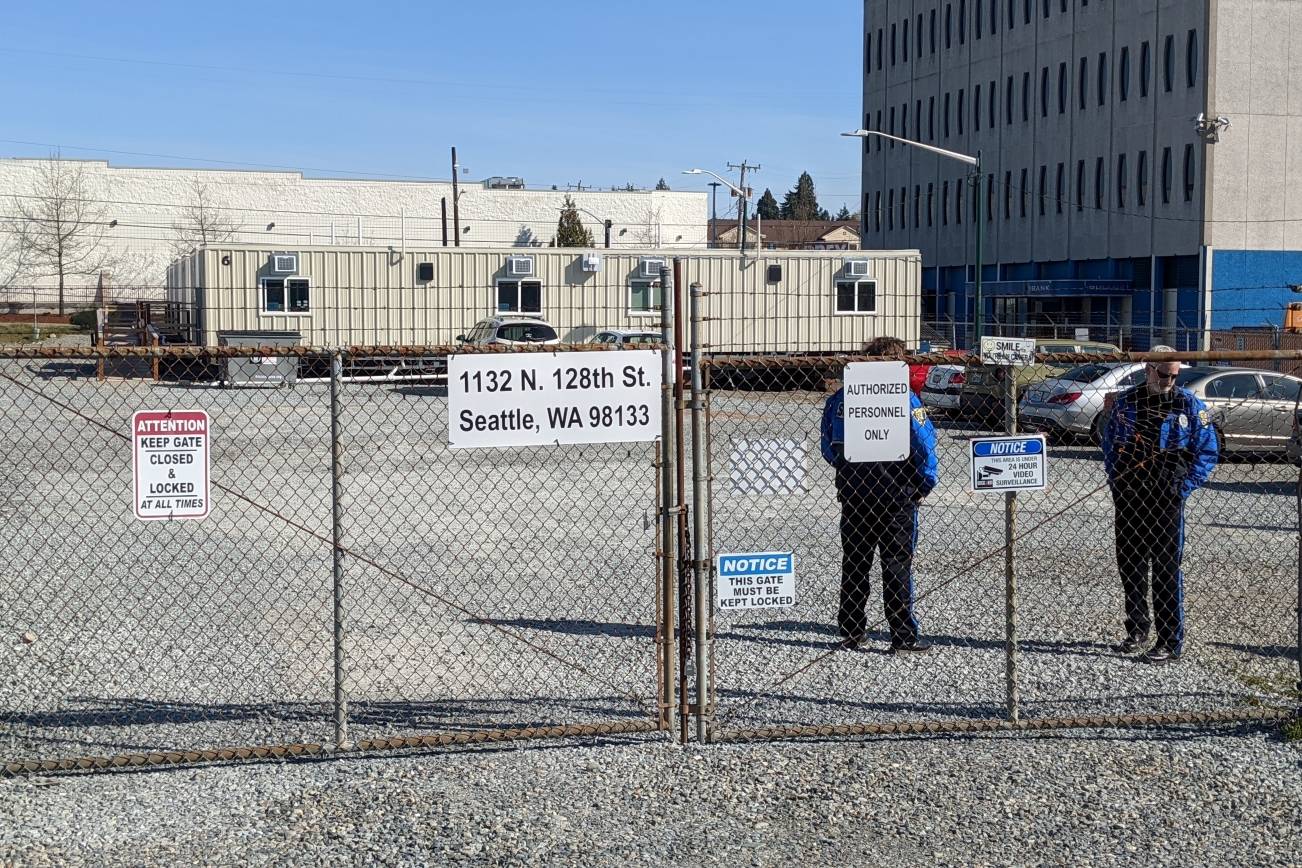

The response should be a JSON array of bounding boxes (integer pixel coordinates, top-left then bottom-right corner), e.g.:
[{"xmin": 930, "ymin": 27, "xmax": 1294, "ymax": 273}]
[{"xmin": 1089, "ymin": 414, "xmax": 1107, "ymax": 447}]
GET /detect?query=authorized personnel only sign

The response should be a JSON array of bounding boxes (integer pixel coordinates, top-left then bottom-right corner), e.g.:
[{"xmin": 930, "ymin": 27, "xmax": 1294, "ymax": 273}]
[
  {"xmin": 448, "ymin": 351, "xmax": 662, "ymax": 449},
  {"xmin": 716, "ymin": 552, "xmax": 796, "ymax": 611},
  {"xmin": 132, "ymin": 410, "xmax": 211, "ymax": 520},
  {"xmin": 979, "ymin": 336, "xmax": 1036, "ymax": 366},
  {"xmin": 842, "ymin": 361, "xmax": 912, "ymax": 463},
  {"xmin": 969, "ymin": 434, "xmax": 1048, "ymax": 492}
]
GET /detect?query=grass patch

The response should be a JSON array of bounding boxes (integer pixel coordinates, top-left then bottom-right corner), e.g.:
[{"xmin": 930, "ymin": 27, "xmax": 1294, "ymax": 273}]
[
  {"xmin": 1283, "ymin": 717, "xmax": 1302, "ymax": 742},
  {"xmin": 0, "ymin": 323, "xmax": 86, "ymax": 344}
]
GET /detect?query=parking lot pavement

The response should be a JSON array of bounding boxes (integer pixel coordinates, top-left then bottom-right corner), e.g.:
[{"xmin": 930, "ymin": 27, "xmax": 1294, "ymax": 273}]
[{"xmin": 0, "ymin": 373, "xmax": 1296, "ymax": 770}]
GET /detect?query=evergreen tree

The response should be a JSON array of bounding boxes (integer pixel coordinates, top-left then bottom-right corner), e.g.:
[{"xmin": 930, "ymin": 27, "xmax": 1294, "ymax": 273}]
[
  {"xmin": 834, "ymin": 204, "xmax": 852, "ymax": 221},
  {"xmin": 755, "ymin": 188, "xmax": 781, "ymax": 220},
  {"xmin": 655, "ymin": 178, "xmax": 671, "ymax": 190},
  {"xmin": 780, "ymin": 172, "xmax": 823, "ymax": 221},
  {"xmin": 555, "ymin": 195, "xmax": 595, "ymax": 247}
]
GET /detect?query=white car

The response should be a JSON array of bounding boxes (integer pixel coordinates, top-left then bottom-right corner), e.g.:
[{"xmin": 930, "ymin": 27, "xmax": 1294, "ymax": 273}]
[
  {"xmin": 585, "ymin": 329, "xmax": 665, "ymax": 347},
  {"xmin": 920, "ymin": 363, "xmax": 966, "ymax": 411},
  {"xmin": 457, "ymin": 316, "xmax": 560, "ymax": 347}
]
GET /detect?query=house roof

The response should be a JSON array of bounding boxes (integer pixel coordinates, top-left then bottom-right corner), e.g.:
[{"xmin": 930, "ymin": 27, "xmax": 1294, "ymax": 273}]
[{"xmin": 709, "ymin": 219, "xmax": 859, "ymax": 244}]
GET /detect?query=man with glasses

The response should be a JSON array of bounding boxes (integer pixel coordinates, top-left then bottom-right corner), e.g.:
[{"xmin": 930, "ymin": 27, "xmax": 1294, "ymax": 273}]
[{"xmin": 1101, "ymin": 346, "xmax": 1218, "ymax": 663}]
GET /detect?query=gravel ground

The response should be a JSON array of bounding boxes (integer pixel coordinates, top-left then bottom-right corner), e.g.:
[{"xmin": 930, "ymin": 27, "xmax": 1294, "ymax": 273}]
[
  {"xmin": 0, "ymin": 360, "xmax": 1298, "ymax": 769},
  {"xmin": 1, "ymin": 729, "xmax": 1299, "ymax": 866}
]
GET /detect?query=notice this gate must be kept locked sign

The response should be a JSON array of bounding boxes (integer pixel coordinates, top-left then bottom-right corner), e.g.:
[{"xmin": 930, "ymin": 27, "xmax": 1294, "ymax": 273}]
[{"xmin": 133, "ymin": 410, "xmax": 211, "ymax": 520}]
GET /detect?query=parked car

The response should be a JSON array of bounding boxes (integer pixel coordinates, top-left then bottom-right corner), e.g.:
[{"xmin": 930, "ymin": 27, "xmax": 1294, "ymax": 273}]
[
  {"xmin": 960, "ymin": 340, "xmax": 1122, "ymax": 421},
  {"xmin": 1174, "ymin": 366, "xmax": 1302, "ymax": 455},
  {"xmin": 1018, "ymin": 362, "xmax": 1149, "ymax": 443},
  {"xmin": 919, "ymin": 350, "xmax": 973, "ymax": 411},
  {"xmin": 585, "ymin": 329, "xmax": 665, "ymax": 347},
  {"xmin": 456, "ymin": 316, "xmax": 560, "ymax": 347}
]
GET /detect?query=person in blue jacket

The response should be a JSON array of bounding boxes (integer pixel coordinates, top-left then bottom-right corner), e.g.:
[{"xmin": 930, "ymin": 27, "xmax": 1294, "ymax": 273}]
[
  {"xmin": 1101, "ymin": 347, "xmax": 1218, "ymax": 663},
  {"xmin": 820, "ymin": 336, "xmax": 940, "ymax": 653}
]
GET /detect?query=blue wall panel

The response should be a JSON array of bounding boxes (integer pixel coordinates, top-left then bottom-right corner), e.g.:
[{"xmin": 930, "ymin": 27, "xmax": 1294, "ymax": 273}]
[{"xmin": 1211, "ymin": 249, "xmax": 1302, "ymax": 329}]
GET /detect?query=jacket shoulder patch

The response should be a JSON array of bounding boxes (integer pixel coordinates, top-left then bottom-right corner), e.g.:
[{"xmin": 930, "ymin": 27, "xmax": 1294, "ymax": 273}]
[
  {"xmin": 912, "ymin": 407, "xmax": 928, "ymax": 424},
  {"xmin": 1198, "ymin": 408, "xmax": 1209, "ymax": 425}
]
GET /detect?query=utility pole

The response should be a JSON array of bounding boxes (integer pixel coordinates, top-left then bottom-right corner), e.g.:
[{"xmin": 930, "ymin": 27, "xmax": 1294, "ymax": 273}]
[
  {"xmin": 707, "ymin": 181, "xmax": 721, "ymax": 246},
  {"xmin": 726, "ymin": 161, "xmax": 759, "ymax": 254},
  {"xmin": 451, "ymin": 146, "xmax": 461, "ymax": 247}
]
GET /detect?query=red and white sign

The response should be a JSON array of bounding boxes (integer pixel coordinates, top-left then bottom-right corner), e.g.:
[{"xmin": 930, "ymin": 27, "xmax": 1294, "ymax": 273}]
[{"xmin": 132, "ymin": 410, "xmax": 211, "ymax": 521}]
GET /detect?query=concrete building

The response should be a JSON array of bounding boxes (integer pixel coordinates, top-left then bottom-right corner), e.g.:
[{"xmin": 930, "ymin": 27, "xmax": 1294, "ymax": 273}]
[
  {"xmin": 166, "ymin": 245, "xmax": 921, "ymax": 352},
  {"xmin": 0, "ymin": 159, "xmax": 707, "ymax": 302},
  {"xmin": 861, "ymin": 0, "xmax": 1302, "ymax": 349}
]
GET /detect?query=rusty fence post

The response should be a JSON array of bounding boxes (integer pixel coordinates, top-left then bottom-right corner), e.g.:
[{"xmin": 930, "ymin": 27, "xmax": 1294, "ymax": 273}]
[{"xmin": 329, "ymin": 350, "xmax": 350, "ymax": 749}]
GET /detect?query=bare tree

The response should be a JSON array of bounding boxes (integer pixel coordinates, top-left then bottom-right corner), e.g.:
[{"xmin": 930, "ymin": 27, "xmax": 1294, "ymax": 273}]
[
  {"xmin": 13, "ymin": 158, "xmax": 113, "ymax": 314},
  {"xmin": 630, "ymin": 206, "xmax": 664, "ymax": 247},
  {"xmin": 171, "ymin": 178, "xmax": 239, "ymax": 256}
]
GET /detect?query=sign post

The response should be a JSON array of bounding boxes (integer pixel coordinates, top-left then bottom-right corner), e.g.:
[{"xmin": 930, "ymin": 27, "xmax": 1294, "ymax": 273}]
[
  {"xmin": 132, "ymin": 410, "xmax": 211, "ymax": 521},
  {"xmin": 841, "ymin": 361, "xmax": 912, "ymax": 463}
]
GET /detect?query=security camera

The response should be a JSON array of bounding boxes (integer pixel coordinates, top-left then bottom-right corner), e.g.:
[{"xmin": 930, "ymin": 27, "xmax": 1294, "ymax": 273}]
[{"xmin": 1194, "ymin": 113, "xmax": 1231, "ymax": 143}]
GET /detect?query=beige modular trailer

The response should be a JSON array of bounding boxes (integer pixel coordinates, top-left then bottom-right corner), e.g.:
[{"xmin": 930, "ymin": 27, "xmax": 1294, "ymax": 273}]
[{"xmin": 166, "ymin": 245, "xmax": 921, "ymax": 352}]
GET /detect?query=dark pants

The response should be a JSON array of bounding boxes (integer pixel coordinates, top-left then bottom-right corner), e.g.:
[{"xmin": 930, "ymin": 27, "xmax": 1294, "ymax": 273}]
[
  {"xmin": 1113, "ymin": 490, "xmax": 1186, "ymax": 651},
  {"xmin": 838, "ymin": 499, "xmax": 921, "ymax": 644}
]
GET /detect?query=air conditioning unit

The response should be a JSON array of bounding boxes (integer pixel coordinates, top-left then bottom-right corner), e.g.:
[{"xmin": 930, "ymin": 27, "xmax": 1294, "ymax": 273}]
[
  {"xmin": 640, "ymin": 258, "xmax": 667, "ymax": 279},
  {"xmin": 484, "ymin": 176, "xmax": 526, "ymax": 190},
  {"xmin": 581, "ymin": 254, "xmax": 603, "ymax": 273},
  {"xmin": 271, "ymin": 254, "xmax": 299, "ymax": 274},
  {"xmin": 844, "ymin": 259, "xmax": 872, "ymax": 278},
  {"xmin": 507, "ymin": 255, "xmax": 535, "ymax": 277}
]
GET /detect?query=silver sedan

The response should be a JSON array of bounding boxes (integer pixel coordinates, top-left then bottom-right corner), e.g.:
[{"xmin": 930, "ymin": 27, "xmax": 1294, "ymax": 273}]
[
  {"xmin": 1018, "ymin": 362, "xmax": 1148, "ymax": 443},
  {"xmin": 1175, "ymin": 366, "xmax": 1302, "ymax": 454}
]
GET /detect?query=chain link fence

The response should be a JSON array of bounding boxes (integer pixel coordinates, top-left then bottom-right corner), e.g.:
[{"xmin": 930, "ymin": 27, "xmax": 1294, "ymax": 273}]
[
  {"xmin": 1, "ymin": 337, "xmax": 1300, "ymax": 773},
  {"xmin": 0, "ymin": 345, "xmax": 669, "ymax": 773},
  {"xmin": 698, "ymin": 348, "xmax": 1301, "ymax": 742}
]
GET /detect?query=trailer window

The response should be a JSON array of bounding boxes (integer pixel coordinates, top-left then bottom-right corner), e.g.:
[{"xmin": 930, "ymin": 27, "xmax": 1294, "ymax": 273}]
[
  {"xmin": 497, "ymin": 280, "xmax": 542, "ymax": 313},
  {"xmin": 629, "ymin": 279, "xmax": 662, "ymax": 315},
  {"xmin": 835, "ymin": 279, "xmax": 877, "ymax": 315},
  {"xmin": 287, "ymin": 278, "xmax": 310, "ymax": 313},
  {"xmin": 262, "ymin": 278, "xmax": 286, "ymax": 312}
]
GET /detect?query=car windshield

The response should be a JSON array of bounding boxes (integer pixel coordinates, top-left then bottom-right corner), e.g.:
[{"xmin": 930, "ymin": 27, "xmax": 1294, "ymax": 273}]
[
  {"xmin": 1059, "ymin": 363, "xmax": 1120, "ymax": 383},
  {"xmin": 624, "ymin": 333, "xmax": 663, "ymax": 344}
]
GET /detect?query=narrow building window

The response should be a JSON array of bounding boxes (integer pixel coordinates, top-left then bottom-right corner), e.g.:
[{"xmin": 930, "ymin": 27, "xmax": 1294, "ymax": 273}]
[
  {"xmin": 1022, "ymin": 71, "xmax": 1030, "ymax": 122},
  {"xmin": 1038, "ymin": 165, "xmax": 1047, "ymax": 216},
  {"xmin": 1161, "ymin": 147, "xmax": 1172, "ymax": 204},
  {"xmin": 1075, "ymin": 159, "xmax": 1085, "ymax": 211},
  {"xmin": 927, "ymin": 183, "xmax": 935, "ymax": 226},
  {"xmin": 1007, "ymin": 0, "xmax": 1015, "ymax": 30},
  {"xmin": 891, "ymin": 23, "xmax": 897, "ymax": 66},
  {"xmin": 887, "ymin": 189, "xmax": 894, "ymax": 230},
  {"xmin": 1058, "ymin": 62, "xmax": 1067, "ymax": 114},
  {"xmin": 1004, "ymin": 170, "xmax": 1013, "ymax": 219},
  {"xmin": 1040, "ymin": 66, "xmax": 1049, "ymax": 117},
  {"xmin": 917, "ymin": 13, "xmax": 924, "ymax": 56},
  {"xmin": 877, "ymin": 29, "xmax": 883, "ymax": 71},
  {"xmin": 988, "ymin": 80, "xmax": 996, "ymax": 129},
  {"xmin": 930, "ymin": 9, "xmax": 937, "ymax": 53},
  {"xmin": 944, "ymin": 92, "xmax": 952, "ymax": 137},
  {"xmin": 1097, "ymin": 51, "xmax": 1108, "ymax": 106},
  {"xmin": 942, "ymin": 181, "xmax": 950, "ymax": 225},
  {"xmin": 875, "ymin": 191, "xmax": 882, "ymax": 231},
  {"xmin": 946, "ymin": 3, "xmax": 953, "ymax": 49},
  {"xmin": 1119, "ymin": 46, "xmax": 1130, "ymax": 101},
  {"xmin": 975, "ymin": 84, "xmax": 982, "ymax": 131},
  {"xmin": 959, "ymin": 0, "xmax": 967, "ymax": 45},
  {"xmin": 1183, "ymin": 144, "xmax": 1196, "ymax": 201},
  {"xmin": 929, "ymin": 96, "xmax": 936, "ymax": 139},
  {"xmin": 1055, "ymin": 162, "xmax": 1065, "ymax": 214},
  {"xmin": 958, "ymin": 88, "xmax": 966, "ymax": 135},
  {"xmin": 1186, "ymin": 29, "xmax": 1199, "ymax": 87},
  {"xmin": 1006, "ymin": 75, "xmax": 1015, "ymax": 125},
  {"xmin": 1137, "ymin": 150, "xmax": 1148, "ymax": 207},
  {"xmin": 914, "ymin": 184, "xmax": 922, "ymax": 227},
  {"xmin": 1079, "ymin": 56, "xmax": 1088, "ymax": 109},
  {"xmin": 1163, "ymin": 34, "xmax": 1174, "ymax": 92},
  {"xmin": 1140, "ymin": 41, "xmax": 1151, "ymax": 97},
  {"xmin": 1095, "ymin": 156, "xmax": 1105, "ymax": 210},
  {"xmin": 903, "ymin": 19, "xmax": 910, "ymax": 62},
  {"xmin": 1117, "ymin": 153, "xmax": 1128, "ymax": 208},
  {"xmin": 1019, "ymin": 168, "xmax": 1029, "ymax": 217}
]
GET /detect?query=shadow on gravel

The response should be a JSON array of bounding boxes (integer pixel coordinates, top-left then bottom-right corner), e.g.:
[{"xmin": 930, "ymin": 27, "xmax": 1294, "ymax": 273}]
[
  {"xmin": 1203, "ymin": 479, "xmax": 1298, "ymax": 496},
  {"xmin": 391, "ymin": 385, "xmax": 449, "ymax": 398},
  {"xmin": 1207, "ymin": 640, "xmax": 1300, "ymax": 662},
  {"xmin": 713, "ymin": 687, "xmax": 1000, "ymax": 720},
  {"xmin": 1, "ymin": 695, "xmax": 650, "ymax": 731},
  {"xmin": 469, "ymin": 617, "xmax": 655, "ymax": 639}
]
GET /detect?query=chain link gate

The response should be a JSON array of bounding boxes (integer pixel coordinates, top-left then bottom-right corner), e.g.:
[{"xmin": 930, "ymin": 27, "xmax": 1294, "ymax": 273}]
[
  {"xmin": 1, "ymin": 344, "xmax": 675, "ymax": 774},
  {"xmin": 691, "ymin": 343, "xmax": 1302, "ymax": 743}
]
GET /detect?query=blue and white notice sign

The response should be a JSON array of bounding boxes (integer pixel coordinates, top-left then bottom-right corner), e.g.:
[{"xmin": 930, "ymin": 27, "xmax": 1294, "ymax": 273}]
[
  {"xmin": 969, "ymin": 434, "xmax": 1048, "ymax": 492},
  {"xmin": 716, "ymin": 552, "xmax": 796, "ymax": 611}
]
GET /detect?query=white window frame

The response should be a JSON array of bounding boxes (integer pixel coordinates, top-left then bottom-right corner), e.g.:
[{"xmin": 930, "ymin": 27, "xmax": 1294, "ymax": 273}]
[
  {"xmin": 834, "ymin": 278, "xmax": 878, "ymax": 315},
  {"xmin": 495, "ymin": 278, "xmax": 543, "ymax": 314},
  {"xmin": 260, "ymin": 276, "xmax": 312, "ymax": 316},
  {"xmin": 628, "ymin": 278, "xmax": 663, "ymax": 317}
]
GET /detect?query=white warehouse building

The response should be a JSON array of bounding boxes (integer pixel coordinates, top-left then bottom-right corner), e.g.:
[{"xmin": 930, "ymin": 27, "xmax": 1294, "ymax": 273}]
[{"xmin": 0, "ymin": 158, "xmax": 708, "ymax": 303}]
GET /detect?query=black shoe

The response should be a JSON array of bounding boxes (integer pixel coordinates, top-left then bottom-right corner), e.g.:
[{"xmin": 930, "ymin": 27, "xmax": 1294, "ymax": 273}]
[
  {"xmin": 1142, "ymin": 644, "xmax": 1181, "ymax": 664},
  {"xmin": 836, "ymin": 633, "xmax": 867, "ymax": 650},
  {"xmin": 890, "ymin": 638, "xmax": 933, "ymax": 654},
  {"xmin": 1113, "ymin": 634, "xmax": 1149, "ymax": 654}
]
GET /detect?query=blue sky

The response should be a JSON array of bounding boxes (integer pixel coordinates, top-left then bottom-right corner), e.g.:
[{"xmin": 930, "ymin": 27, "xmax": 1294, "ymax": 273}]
[{"xmin": 0, "ymin": 0, "xmax": 863, "ymax": 216}]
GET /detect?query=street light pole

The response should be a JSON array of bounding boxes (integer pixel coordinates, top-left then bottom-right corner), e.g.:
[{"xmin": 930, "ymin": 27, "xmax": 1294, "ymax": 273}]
[
  {"xmin": 842, "ymin": 129, "xmax": 982, "ymax": 346},
  {"xmin": 683, "ymin": 168, "xmax": 752, "ymax": 263},
  {"xmin": 974, "ymin": 149, "xmax": 984, "ymax": 340}
]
